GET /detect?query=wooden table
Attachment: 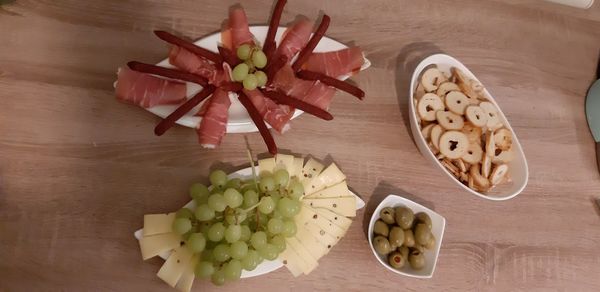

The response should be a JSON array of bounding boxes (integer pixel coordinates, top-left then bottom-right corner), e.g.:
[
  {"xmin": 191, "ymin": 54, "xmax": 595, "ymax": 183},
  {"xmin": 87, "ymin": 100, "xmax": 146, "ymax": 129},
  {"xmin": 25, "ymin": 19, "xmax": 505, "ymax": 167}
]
[{"xmin": 1, "ymin": 0, "xmax": 600, "ymax": 291}]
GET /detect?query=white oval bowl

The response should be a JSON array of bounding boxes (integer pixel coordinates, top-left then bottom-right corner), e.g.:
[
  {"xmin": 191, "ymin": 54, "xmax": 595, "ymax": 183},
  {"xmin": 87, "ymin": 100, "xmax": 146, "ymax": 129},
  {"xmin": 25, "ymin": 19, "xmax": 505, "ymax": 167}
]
[
  {"xmin": 368, "ymin": 194, "xmax": 446, "ymax": 278},
  {"xmin": 146, "ymin": 25, "xmax": 371, "ymax": 134},
  {"xmin": 408, "ymin": 54, "xmax": 528, "ymax": 201},
  {"xmin": 134, "ymin": 165, "xmax": 365, "ymax": 278}
]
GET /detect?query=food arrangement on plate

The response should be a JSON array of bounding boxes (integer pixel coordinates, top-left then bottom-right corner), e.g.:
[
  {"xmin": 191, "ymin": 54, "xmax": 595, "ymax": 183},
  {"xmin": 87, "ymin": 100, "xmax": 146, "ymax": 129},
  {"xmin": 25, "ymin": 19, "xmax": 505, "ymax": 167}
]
[
  {"xmin": 135, "ymin": 152, "xmax": 364, "ymax": 290},
  {"xmin": 114, "ymin": 0, "xmax": 369, "ymax": 154}
]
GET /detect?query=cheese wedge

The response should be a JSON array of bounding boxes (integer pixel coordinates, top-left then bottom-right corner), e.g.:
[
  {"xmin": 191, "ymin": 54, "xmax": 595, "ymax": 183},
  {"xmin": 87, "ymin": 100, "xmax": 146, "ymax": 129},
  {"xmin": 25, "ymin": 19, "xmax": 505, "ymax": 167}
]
[
  {"xmin": 296, "ymin": 206, "xmax": 348, "ymax": 240},
  {"xmin": 278, "ymin": 243, "xmax": 308, "ymax": 277},
  {"xmin": 313, "ymin": 207, "xmax": 354, "ymax": 230},
  {"xmin": 304, "ymin": 163, "xmax": 346, "ymax": 195},
  {"xmin": 304, "ymin": 181, "xmax": 350, "ymax": 199},
  {"xmin": 139, "ymin": 232, "xmax": 181, "ymax": 260},
  {"xmin": 275, "ymin": 154, "xmax": 295, "ymax": 172},
  {"xmin": 301, "ymin": 158, "xmax": 324, "ymax": 182},
  {"xmin": 303, "ymin": 196, "xmax": 357, "ymax": 217},
  {"xmin": 297, "ymin": 218, "xmax": 339, "ymax": 247},
  {"xmin": 143, "ymin": 213, "xmax": 176, "ymax": 236},
  {"xmin": 157, "ymin": 245, "xmax": 194, "ymax": 287},
  {"xmin": 175, "ymin": 255, "xmax": 197, "ymax": 292},
  {"xmin": 286, "ymin": 237, "xmax": 319, "ymax": 275},
  {"xmin": 294, "ymin": 227, "xmax": 330, "ymax": 258},
  {"xmin": 258, "ymin": 158, "xmax": 276, "ymax": 175},
  {"xmin": 291, "ymin": 157, "xmax": 304, "ymax": 179}
]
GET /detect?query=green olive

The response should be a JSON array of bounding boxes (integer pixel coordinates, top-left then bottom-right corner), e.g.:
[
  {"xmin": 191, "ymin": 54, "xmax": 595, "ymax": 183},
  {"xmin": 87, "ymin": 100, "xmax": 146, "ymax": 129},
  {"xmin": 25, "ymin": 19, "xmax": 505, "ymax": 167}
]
[
  {"xmin": 387, "ymin": 251, "xmax": 406, "ymax": 269},
  {"xmin": 414, "ymin": 223, "xmax": 432, "ymax": 245},
  {"xmin": 399, "ymin": 245, "xmax": 409, "ymax": 259},
  {"xmin": 403, "ymin": 229, "xmax": 415, "ymax": 247},
  {"xmin": 373, "ymin": 220, "xmax": 389, "ymax": 237},
  {"xmin": 415, "ymin": 212, "xmax": 432, "ymax": 230},
  {"xmin": 388, "ymin": 226, "xmax": 405, "ymax": 248},
  {"xmin": 411, "ymin": 245, "xmax": 425, "ymax": 254},
  {"xmin": 408, "ymin": 249, "xmax": 426, "ymax": 270},
  {"xmin": 379, "ymin": 207, "xmax": 396, "ymax": 225},
  {"xmin": 424, "ymin": 234, "xmax": 436, "ymax": 250},
  {"xmin": 373, "ymin": 235, "xmax": 392, "ymax": 255},
  {"xmin": 394, "ymin": 206, "xmax": 415, "ymax": 229}
]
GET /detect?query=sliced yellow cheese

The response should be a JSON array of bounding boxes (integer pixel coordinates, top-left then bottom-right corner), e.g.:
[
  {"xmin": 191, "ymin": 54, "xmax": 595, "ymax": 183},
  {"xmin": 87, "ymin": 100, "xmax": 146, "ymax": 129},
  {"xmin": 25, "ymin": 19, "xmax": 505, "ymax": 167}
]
[
  {"xmin": 303, "ymin": 196, "xmax": 357, "ymax": 217},
  {"xmin": 295, "ymin": 227, "xmax": 330, "ymax": 259},
  {"xmin": 291, "ymin": 157, "xmax": 304, "ymax": 179},
  {"xmin": 304, "ymin": 181, "xmax": 350, "ymax": 199},
  {"xmin": 258, "ymin": 158, "xmax": 276, "ymax": 175},
  {"xmin": 286, "ymin": 237, "xmax": 319, "ymax": 275},
  {"xmin": 157, "ymin": 245, "xmax": 194, "ymax": 287},
  {"xmin": 175, "ymin": 255, "xmax": 197, "ymax": 292},
  {"xmin": 301, "ymin": 158, "xmax": 324, "ymax": 182},
  {"xmin": 275, "ymin": 154, "xmax": 295, "ymax": 172},
  {"xmin": 313, "ymin": 207, "xmax": 354, "ymax": 230},
  {"xmin": 304, "ymin": 163, "xmax": 346, "ymax": 195},
  {"xmin": 139, "ymin": 232, "xmax": 181, "ymax": 260},
  {"xmin": 296, "ymin": 206, "xmax": 348, "ymax": 240},
  {"xmin": 143, "ymin": 213, "xmax": 176, "ymax": 236},
  {"xmin": 297, "ymin": 218, "xmax": 339, "ymax": 247},
  {"xmin": 278, "ymin": 244, "xmax": 307, "ymax": 277}
]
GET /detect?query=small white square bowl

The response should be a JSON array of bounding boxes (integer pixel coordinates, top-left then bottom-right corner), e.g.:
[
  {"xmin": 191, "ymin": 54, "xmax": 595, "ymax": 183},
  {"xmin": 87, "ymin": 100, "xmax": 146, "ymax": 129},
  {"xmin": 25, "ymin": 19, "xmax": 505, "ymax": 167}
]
[{"xmin": 368, "ymin": 194, "xmax": 446, "ymax": 278}]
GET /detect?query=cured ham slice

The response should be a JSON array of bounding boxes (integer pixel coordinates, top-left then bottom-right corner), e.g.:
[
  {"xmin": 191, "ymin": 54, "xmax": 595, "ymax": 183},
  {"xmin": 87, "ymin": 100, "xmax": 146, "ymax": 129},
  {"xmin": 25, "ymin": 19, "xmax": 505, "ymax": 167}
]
[
  {"xmin": 197, "ymin": 88, "xmax": 231, "ymax": 148},
  {"xmin": 229, "ymin": 7, "xmax": 254, "ymax": 49},
  {"xmin": 168, "ymin": 46, "xmax": 229, "ymax": 85},
  {"xmin": 115, "ymin": 67, "xmax": 186, "ymax": 108},
  {"xmin": 272, "ymin": 19, "xmax": 312, "ymax": 62},
  {"xmin": 303, "ymin": 47, "xmax": 364, "ymax": 78},
  {"xmin": 270, "ymin": 65, "xmax": 336, "ymax": 110},
  {"xmin": 243, "ymin": 89, "xmax": 293, "ymax": 133}
]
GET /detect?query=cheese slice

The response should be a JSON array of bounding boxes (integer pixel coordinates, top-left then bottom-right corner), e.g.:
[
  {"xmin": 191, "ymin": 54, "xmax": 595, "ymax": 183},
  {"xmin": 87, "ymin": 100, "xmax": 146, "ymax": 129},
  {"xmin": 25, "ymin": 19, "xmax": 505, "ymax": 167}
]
[
  {"xmin": 296, "ymin": 206, "xmax": 348, "ymax": 240},
  {"xmin": 143, "ymin": 213, "xmax": 176, "ymax": 236},
  {"xmin": 157, "ymin": 245, "xmax": 194, "ymax": 287},
  {"xmin": 258, "ymin": 158, "xmax": 276, "ymax": 175},
  {"xmin": 313, "ymin": 207, "xmax": 354, "ymax": 230},
  {"xmin": 304, "ymin": 163, "xmax": 346, "ymax": 195},
  {"xmin": 303, "ymin": 196, "xmax": 357, "ymax": 217},
  {"xmin": 139, "ymin": 232, "xmax": 181, "ymax": 260},
  {"xmin": 175, "ymin": 255, "xmax": 197, "ymax": 292},
  {"xmin": 286, "ymin": 237, "xmax": 319, "ymax": 275},
  {"xmin": 295, "ymin": 227, "xmax": 330, "ymax": 259},
  {"xmin": 278, "ymin": 244, "xmax": 307, "ymax": 277},
  {"xmin": 304, "ymin": 181, "xmax": 350, "ymax": 199},
  {"xmin": 297, "ymin": 218, "xmax": 339, "ymax": 247},
  {"xmin": 301, "ymin": 158, "xmax": 324, "ymax": 182},
  {"xmin": 275, "ymin": 154, "xmax": 295, "ymax": 172},
  {"xmin": 291, "ymin": 157, "xmax": 304, "ymax": 179}
]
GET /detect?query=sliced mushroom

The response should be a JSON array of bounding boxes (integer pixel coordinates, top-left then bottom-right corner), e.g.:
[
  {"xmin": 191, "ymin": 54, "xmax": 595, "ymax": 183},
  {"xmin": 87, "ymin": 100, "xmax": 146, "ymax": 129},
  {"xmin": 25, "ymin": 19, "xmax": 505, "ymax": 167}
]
[
  {"xmin": 436, "ymin": 111, "xmax": 464, "ymax": 130},
  {"xmin": 465, "ymin": 105, "xmax": 488, "ymax": 128},
  {"xmin": 421, "ymin": 68, "xmax": 446, "ymax": 92},
  {"xmin": 417, "ymin": 93, "xmax": 444, "ymax": 121},
  {"xmin": 445, "ymin": 91, "xmax": 470, "ymax": 115},
  {"xmin": 489, "ymin": 164, "xmax": 509, "ymax": 185},
  {"xmin": 438, "ymin": 131, "xmax": 469, "ymax": 159}
]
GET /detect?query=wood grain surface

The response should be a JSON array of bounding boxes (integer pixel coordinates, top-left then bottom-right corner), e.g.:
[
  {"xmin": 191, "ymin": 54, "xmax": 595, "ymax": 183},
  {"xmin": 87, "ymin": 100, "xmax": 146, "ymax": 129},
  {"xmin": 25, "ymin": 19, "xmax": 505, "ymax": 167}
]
[{"xmin": 1, "ymin": 0, "xmax": 600, "ymax": 291}]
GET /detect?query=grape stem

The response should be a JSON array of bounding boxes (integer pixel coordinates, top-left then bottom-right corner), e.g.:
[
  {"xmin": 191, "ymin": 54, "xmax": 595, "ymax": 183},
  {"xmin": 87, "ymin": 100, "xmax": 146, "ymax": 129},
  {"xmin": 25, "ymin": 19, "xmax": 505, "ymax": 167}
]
[{"xmin": 243, "ymin": 202, "xmax": 261, "ymax": 213}]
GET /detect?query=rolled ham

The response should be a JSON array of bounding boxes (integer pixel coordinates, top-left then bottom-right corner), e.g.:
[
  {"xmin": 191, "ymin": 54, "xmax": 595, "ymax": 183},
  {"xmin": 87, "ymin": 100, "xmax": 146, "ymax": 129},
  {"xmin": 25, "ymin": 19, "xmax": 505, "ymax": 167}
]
[
  {"xmin": 271, "ymin": 19, "xmax": 313, "ymax": 63},
  {"xmin": 197, "ymin": 88, "xmax": 231, "ymax": 148},
  {"xmin": 169, "ymin": 46, "xmax": 229, "ymax": 85},
  {"xmin": 270, "ymin": 65, "xmax": 336, "ymax": 110},
  {"xmin": 303, "ymin": 47, "xmax": 364, "ymax": 78},
  {"xmin": 229, "ymin": 7, "xmax": 254, "ymax": 49},
  {"xmin": 115, "ymin": 67, "xmax": 187, "ymax": 108},
  {"xmin": 243, "ymin": 89, "xmax": 294, "ymax": 133}
]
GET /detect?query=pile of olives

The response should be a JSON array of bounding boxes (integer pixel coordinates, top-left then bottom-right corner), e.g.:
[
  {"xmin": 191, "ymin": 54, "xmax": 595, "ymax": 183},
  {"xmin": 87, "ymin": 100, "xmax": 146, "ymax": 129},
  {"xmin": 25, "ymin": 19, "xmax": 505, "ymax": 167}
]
[{"xmin": 372, "ymin": 206, "xmax": 435, "ymax": 271}]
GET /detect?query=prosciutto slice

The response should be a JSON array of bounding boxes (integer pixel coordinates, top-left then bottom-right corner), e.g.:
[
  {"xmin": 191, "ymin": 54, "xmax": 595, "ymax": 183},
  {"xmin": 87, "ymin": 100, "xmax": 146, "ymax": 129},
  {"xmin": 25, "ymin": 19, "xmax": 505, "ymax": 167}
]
[
  {"xmin": 168, "ymin": 46, "xmax": 229, "ymax": 85},
  {"xmin": 197, "ymin": 88, "xmax": 231, "ymax": 148},
  {"xmin": 270, "ymin": 65, "xmax": 336, "ymax": 110},
  {"xmin": 272, "ymin": 19, "xmax": 312, "ymax": 62},
  {"xmin": 243, "ymin": 89, "xmax": 293, "ymax": 133},
  {"xmin": 115, "ymin": 67, "xmax": 186, "ymax": 108},
  {"xmin": 229, "ymin": 7, "xmax": 254, "ymax": 49},
  {"xmin": 303, "ymin": 47, "xmax": 364, "ymax": 78}
]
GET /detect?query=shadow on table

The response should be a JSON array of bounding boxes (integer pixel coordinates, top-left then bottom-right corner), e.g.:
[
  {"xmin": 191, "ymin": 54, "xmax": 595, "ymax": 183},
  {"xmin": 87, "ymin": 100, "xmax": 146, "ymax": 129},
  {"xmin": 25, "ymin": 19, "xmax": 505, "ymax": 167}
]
[
  {"xmin": 394, "ymin": 42, "xmax": 444, "ymax": 148},
  {"xmin": 361, "ymin": 181, "xmax": 437, "ymax": 239}
]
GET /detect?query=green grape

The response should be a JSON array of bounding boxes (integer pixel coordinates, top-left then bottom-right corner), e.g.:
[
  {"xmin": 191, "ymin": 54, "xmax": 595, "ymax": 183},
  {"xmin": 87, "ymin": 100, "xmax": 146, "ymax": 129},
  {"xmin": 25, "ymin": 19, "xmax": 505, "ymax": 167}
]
[
  {"xmin": 288, "ymin": 181, "xmax": 304, "ymax": 200},
  {"xmin": 273, "ymin": 169, "xmax": 290, "ymax": 188},
  {"xmin": 201, "ymin": 249, "xmax": 214, "ymax": 262},
  {"xmin": 225, "ymin": 208, "xmax": 247, "ymax": 225},
  {"xmin": 211, "ymin": 268, "xmax": 226, "ymax": 286},
  {"xmin": 252, "ymin": 50, "xmax": 267, "ymax": 69},
  {"xmin": 255, "ymin": 70, "xmax": 267, "ymax": 87},
  {"xmin": 181, "ymin": 224, "xmax": 198, "ymax": 241},
  {"xmin": 208, "ymin": 193, "xmax": 227, "ymax": 212},
  {"xmin": 230, "ymin": 241, "xmax": 248, "ymax": 260},
  {"xmin": 277, "ymin": 197, "xmax": 296, "ymax": 218},
  {"xmin": 258, "ymin": 197, "xmax": 275, "ymax": 214},
  {"xmin": 236, "ymin": 44, "xmax": 252, "ymax": 61},
  {"xmin": 289, "ymin": 199, "xmax": 301, "ymax": 217},
  {"xmin": 244, "ymin": 59, "xmax": 255, "ymax": 71},
  {"xmin": 271, "ymin": 210, "xmax": 283, "ymax": 220},
  {"xmin": 187, "ymin": 233, "xmax": 207, "ymax": 253},
  {"xmin": 259, "ymin": 176, "xmax": 276, "ymax": 192},
  {"xmin": 241, "ymin": 249, "xmax": 260, "ymax": 271},
  {"xmin": 225, "ymin": 225, "xmax": 242, "ymax": 243},
  {"xmin": 243, "ymin": 74, "xmax": 258, "ymax": 90},
  {"xmin": 258, "ymin": 244, "xmax": 278, "ymax": 260},
  {"xmin": 250, "ymin": 231, "xmax": 267, "ymax": 250},
  {"xmin": 232, "ymin": 63, "xmax": 249, "ymax": 82},
  {"xmin": 259, "ymin": 171, "xmax": 272, "ymax": 178},
  {"xmin": 172, "ymin": 218, "xmax": 192, "ymax": 235},
  {"xmin": 281, "ymin": 219, "xmax": 297, "ymax": 237},
  {"xmin": 189, "ymin": 183, "xmax": 209, "ymax": 203},
  {"xmin": 269, "ymin": 191, "xmax": 281, "ymax": 205},
  {"xmin": 210, "ymin": 187, "xmax": 224, "ymax": 195},
  {"xmin": 208, "ymin": 222, "xmax": 226, "ymax": 242},
  {"xmin": 223, "ymin": 259, "xmax": 242, "ymax": 281},
  {"xmin": 176, "ymin": 208, "xmax": 195, "ymax": 220},
  {"xmin": 241, "ymin": 183, "xmax": 257, "ymax": 195},
  {"xmin": 195, "ymin": 204, "xmax": 215, "ymax": 221},
  {"xmin": 213, "ymin": 243, "xmax": 231, "ymax": 262},
  {"xmin": 209, "ymin": 170, "xmax": 228, "ymax": 188},
  {"xmin": 224, "ymin": 188, "xmax": 243, "ymax": 208},
  {"xmin": 224, "ymin": 178, "xmax": 242, "ymax": 190},
  {"xmin": 198, "ymin": 221, "xmax": 212, "ymax": 235},
  {"xmin": 270, "ymin": 235, "xmax": 286, "ymax": 253},
  {"xmin": 243, "ymin": 190, "xmax": 259, "ymax": 208},
  {"xmin": 195, "ymin": 260, "xmax": 215, "ymax": 278},
  {"xmin": 240, "ymin": 225, "xmax": 251, "ymax": 242},
  {"xmin": 267, "ymin": 218, "xmax": 284, "ymax": 234}
]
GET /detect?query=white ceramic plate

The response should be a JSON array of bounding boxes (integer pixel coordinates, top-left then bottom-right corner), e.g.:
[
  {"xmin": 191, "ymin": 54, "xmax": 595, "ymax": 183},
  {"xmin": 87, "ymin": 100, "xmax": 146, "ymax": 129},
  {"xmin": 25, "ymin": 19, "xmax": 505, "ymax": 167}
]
[
  {"xmin": 408, "ymin": 54, "xmax": 528, "ymax": 201},
  {"xmin": 146, "ymin": 25, "xmax": 371, "ymax": 133},
  {"xmin": 134, "ymin": 166, "xmax": 365, "ymax": 278},
  {"xmin": 368, "ymin": 194, "xmax": 445, "ymax": 279}
]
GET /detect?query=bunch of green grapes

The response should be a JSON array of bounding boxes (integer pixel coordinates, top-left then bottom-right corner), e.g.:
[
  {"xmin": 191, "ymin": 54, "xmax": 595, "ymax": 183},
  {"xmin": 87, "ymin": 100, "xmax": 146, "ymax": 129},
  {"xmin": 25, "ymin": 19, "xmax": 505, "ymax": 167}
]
[
  {"xmin": 171, "ymin": 168, "xmax": 304, "ymax": 286},
  {"xmin": 231, "ymin": 44, "xmax": 268, "ymax": 90}
]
